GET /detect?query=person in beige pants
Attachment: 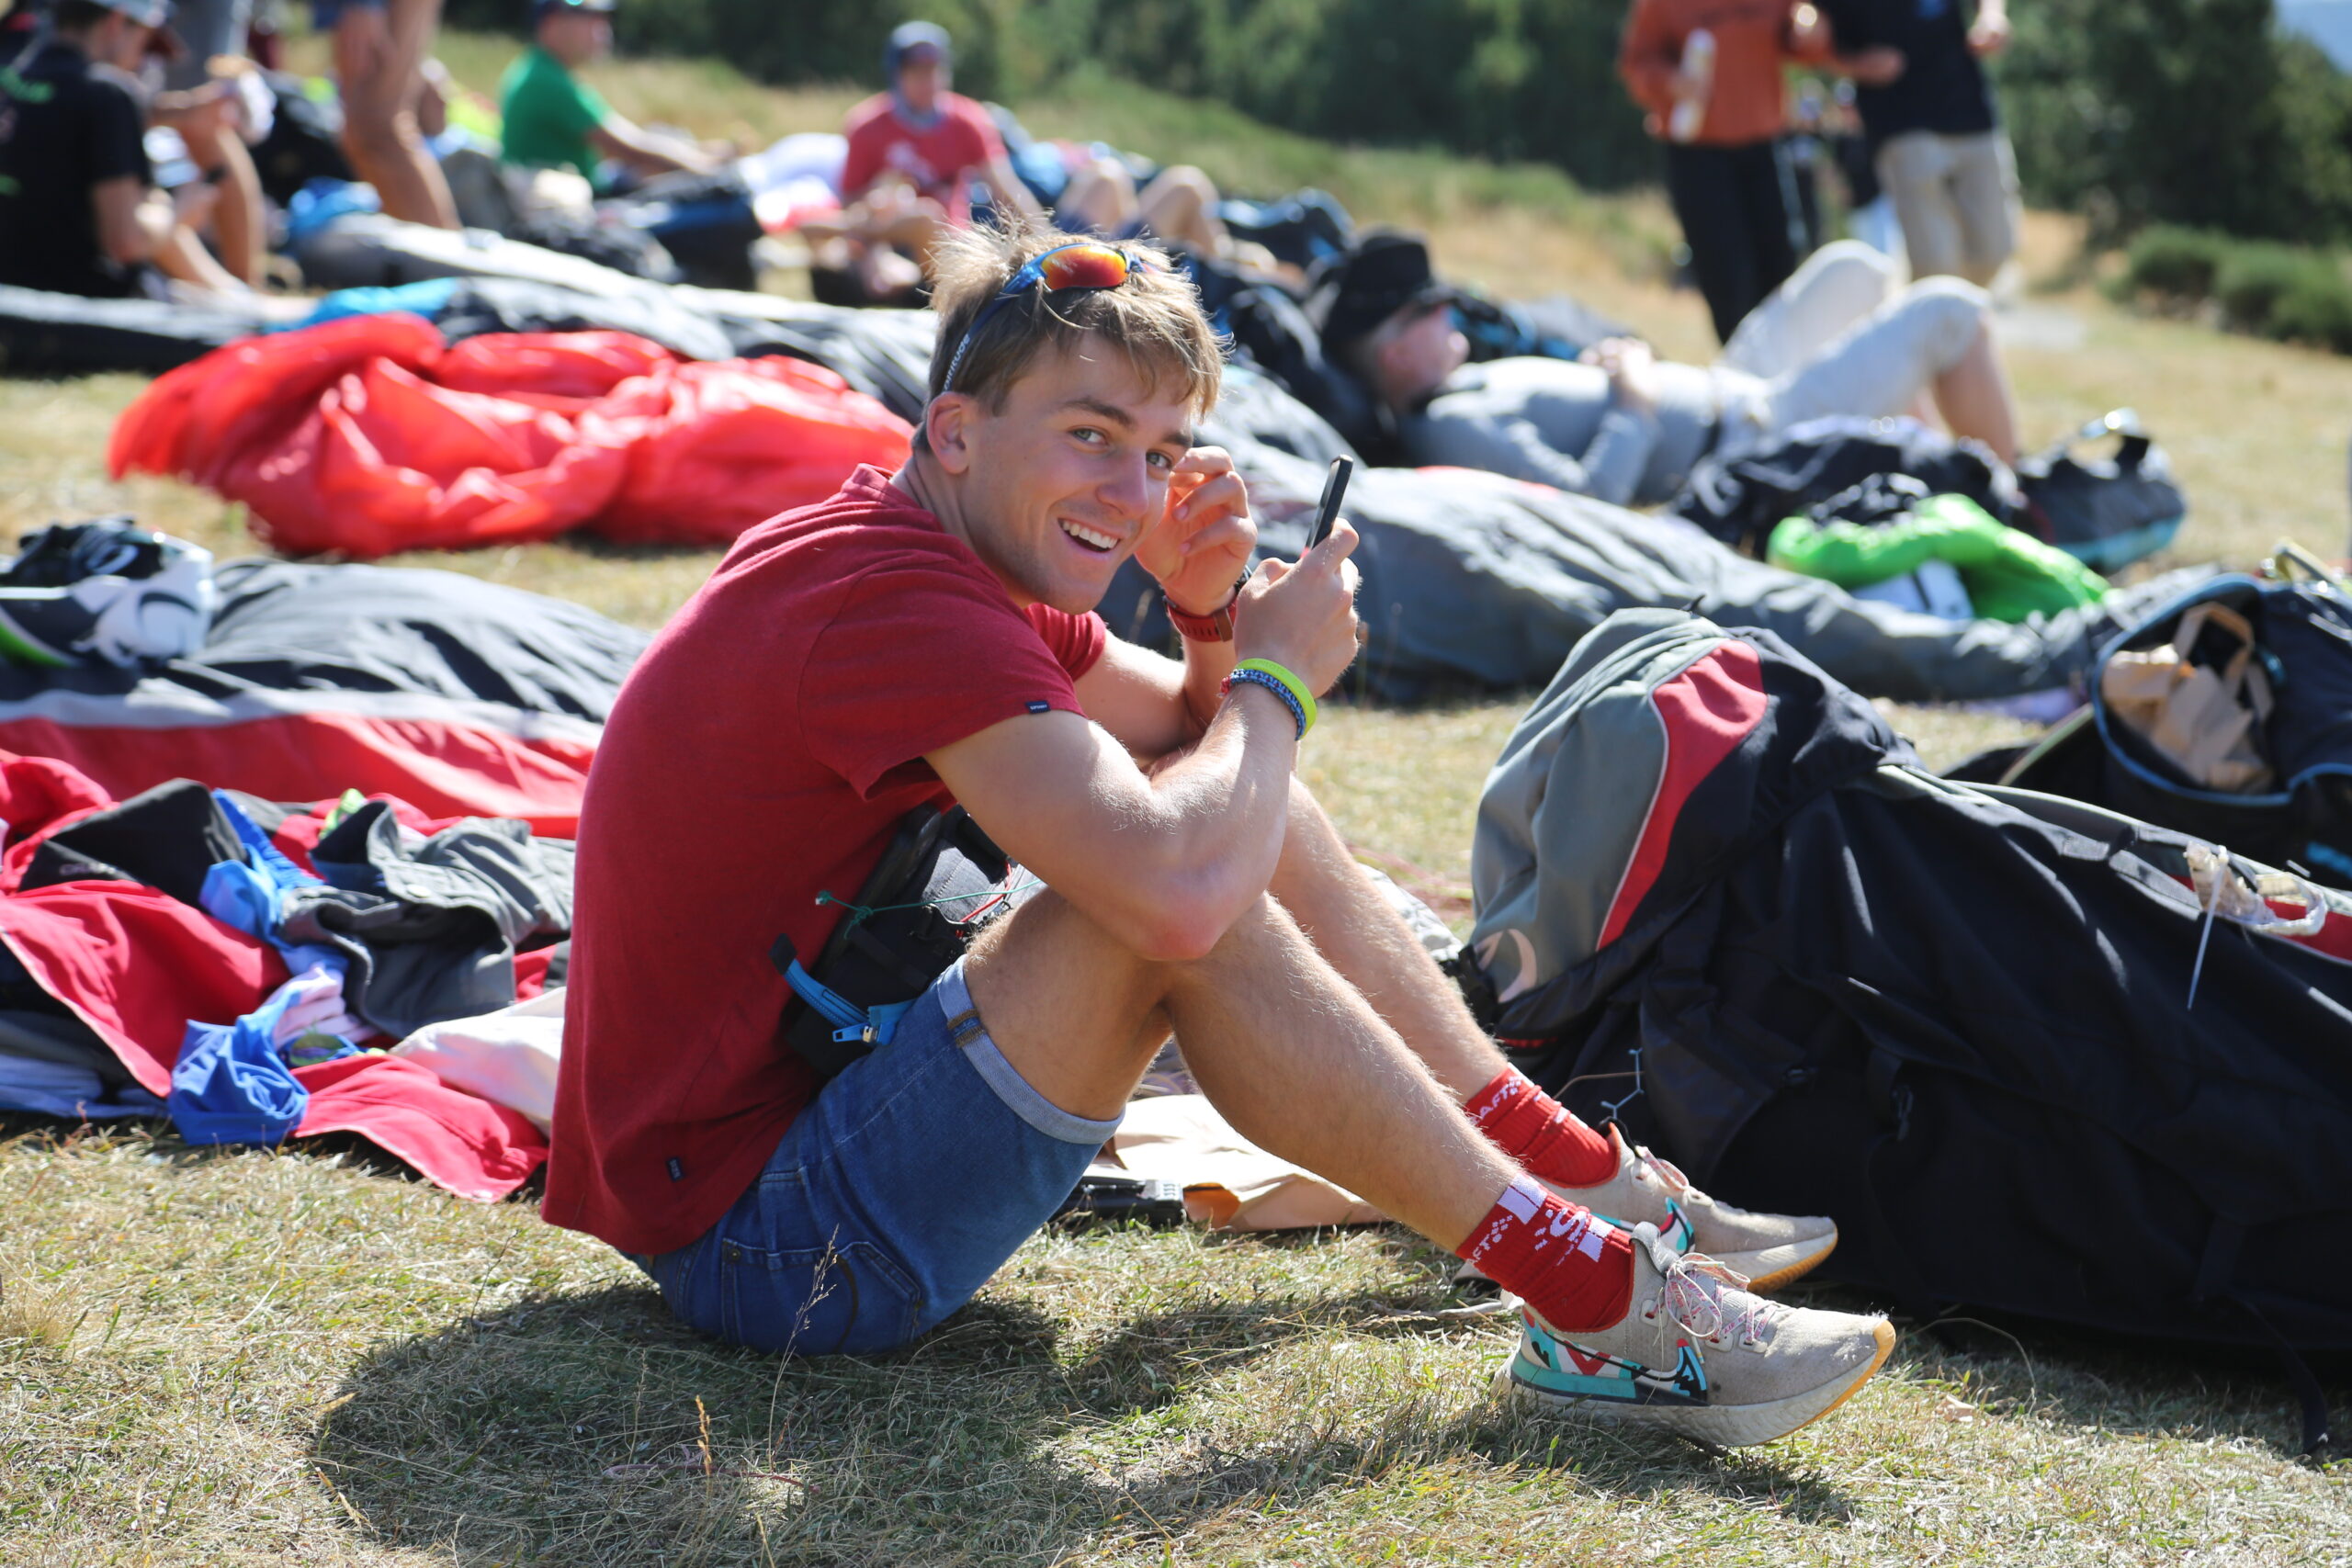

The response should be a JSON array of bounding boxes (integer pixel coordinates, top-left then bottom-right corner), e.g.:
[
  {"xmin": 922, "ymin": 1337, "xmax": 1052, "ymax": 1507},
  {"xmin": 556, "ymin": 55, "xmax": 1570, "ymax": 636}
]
[
  {"xmin": 1820, "ymin": 0, "xmax": 2020, "ymax": 286},
  {"xmin": 1877, "ymin": 125, "xmax": 2018, "ymax": 286}
]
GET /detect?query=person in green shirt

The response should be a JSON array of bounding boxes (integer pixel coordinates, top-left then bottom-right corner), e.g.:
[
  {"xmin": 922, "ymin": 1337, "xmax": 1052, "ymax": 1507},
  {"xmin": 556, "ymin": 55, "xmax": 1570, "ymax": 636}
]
[{"xmin": 498, "ymin": 0, "xmax": 716, "ymax": 187}]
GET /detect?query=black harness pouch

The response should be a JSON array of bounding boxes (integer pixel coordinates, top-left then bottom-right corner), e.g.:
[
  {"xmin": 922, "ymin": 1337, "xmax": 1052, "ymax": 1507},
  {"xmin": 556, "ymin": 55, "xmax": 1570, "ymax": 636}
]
[{"xmin": 770, "ymin": 806, "xmax": 1015, "ymax": 1083}]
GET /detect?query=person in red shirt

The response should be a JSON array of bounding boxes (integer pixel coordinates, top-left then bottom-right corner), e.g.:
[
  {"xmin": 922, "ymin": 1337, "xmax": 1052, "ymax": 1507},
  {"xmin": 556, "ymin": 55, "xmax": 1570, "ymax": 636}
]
[
  {"xmin": 822, "ymin": 21, "xmax": 1045, "ymax": 302},
  {"xmin": 1619, "ymin": 0, "xmax": 1894, "ymax": 343},
  {"xmin": 547, "ymin": 224, "xmax": 1891, "ymax": 1448}
]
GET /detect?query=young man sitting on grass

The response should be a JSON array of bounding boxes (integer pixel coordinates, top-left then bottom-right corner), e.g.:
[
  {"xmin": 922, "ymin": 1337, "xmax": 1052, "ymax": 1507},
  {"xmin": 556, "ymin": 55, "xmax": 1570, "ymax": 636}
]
[{"xmin": 546, "ymin": 225, "xmax": 1894, "ymax": 1448}]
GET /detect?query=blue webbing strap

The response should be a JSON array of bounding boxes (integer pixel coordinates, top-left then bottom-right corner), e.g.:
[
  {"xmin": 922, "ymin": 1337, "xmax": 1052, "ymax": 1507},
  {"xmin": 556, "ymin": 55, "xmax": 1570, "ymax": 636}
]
[{"xmin": 784, "ymin": 958, "xmax": 914, "ymax": 1048}]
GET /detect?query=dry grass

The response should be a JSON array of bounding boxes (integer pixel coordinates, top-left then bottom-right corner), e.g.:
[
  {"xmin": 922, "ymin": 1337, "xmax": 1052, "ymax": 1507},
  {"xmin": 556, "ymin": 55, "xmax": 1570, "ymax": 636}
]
[
  {"xmin": 4, "ymin": 35, "xmax": 2352, "ymax": 1568},
  {"xmin": 2, "ymin": 1123, "xmax": 2345, "ymax": 1566}
]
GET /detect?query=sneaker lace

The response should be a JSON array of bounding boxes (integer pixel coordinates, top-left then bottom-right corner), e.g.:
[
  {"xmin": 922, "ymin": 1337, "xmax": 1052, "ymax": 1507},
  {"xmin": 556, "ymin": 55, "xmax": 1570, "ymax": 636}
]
[
  {"xmin": 1630, "ymin": 1142, "xmax": 1753, "ymax": 1220},
  {"xmin": 1645, "ymin": 1250, "xmax": 1786, "ymax": 1351}
]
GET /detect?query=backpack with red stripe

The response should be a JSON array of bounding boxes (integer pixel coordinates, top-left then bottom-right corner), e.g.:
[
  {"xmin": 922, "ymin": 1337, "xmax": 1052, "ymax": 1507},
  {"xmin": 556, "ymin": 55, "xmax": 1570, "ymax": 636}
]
[{"xmin": 1462, "ymin": 608, "xmax": 2352, "ymax": 1447}]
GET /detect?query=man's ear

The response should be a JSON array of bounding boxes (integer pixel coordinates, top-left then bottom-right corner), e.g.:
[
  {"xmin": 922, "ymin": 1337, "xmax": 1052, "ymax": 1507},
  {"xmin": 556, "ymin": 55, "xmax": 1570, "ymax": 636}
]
[{"xmin": 925, "ymin": 391, "xmax": 979, "ymax": 476}]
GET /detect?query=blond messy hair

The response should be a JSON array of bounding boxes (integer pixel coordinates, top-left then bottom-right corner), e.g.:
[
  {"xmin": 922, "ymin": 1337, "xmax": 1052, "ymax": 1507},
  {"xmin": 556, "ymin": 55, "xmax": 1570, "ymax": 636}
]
[{"xmin": 924, "ymin": 225, "xmax": 1226, "ymax": 422}]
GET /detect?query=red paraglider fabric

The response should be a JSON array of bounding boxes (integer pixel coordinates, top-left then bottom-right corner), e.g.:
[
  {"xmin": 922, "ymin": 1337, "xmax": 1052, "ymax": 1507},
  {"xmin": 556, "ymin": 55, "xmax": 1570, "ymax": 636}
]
[{"xmin": 109, "ymin": 316, "xmax": 914, "ymax": 558}]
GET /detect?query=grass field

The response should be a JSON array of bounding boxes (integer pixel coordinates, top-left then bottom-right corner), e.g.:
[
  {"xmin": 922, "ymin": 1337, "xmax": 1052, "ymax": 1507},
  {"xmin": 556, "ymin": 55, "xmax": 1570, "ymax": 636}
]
[{"xmin": 5, "ymin": 31, "xmax": 2352, "ymax": 1567}]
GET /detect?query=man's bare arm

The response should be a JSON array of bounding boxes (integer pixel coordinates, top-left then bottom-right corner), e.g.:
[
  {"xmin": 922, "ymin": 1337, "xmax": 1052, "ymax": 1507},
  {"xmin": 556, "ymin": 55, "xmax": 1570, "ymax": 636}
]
[
  {"xmin": 1075, "ymin": 621, "xmax": 1239, "ymax": 762},
  {"xmin": 930, "ymin": 686, "xmax": 1297, "ymax": 962},
  {"xmin": 1077, "ymin": 444, "xmax": 1257, "ymax": 761},
  {"xmin": 92, "ymin": 175, "xmax": 164, "ymax": 266},
  {"xmin": 932, "ymin": 525, "xmax": 1361, "ymax": 960},
  {"xmin": 588, "ymin": 117, "xmax": 718, "ymax": 177}
]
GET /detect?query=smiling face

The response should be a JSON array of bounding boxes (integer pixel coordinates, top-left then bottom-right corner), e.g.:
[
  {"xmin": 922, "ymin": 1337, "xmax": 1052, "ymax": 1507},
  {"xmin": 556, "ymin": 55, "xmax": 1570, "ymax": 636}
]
[{"xmin": 931, "ymin": 338, "xmax": 1193, "ymax": 615}]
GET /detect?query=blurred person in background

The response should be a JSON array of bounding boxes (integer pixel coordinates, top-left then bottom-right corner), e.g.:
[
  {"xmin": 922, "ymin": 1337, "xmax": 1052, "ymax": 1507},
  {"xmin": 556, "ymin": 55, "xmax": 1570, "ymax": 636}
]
[
  {"xmin": 154, "ymin": 0, "xmax": 263, "ymax": 281},
  {"xmin": 1618, "ymin": 0, "xmax": 1837, "ymax": 343},
  {"xmin": 822, "ymin": 20, "xmax": 1044, "ymax": 300},
  {"xmin": 1814, "ymin": 0, "xmax": 2018, "ymax": 286},
  {"xmin": 1327, "ymin": 231, "xmax": 2018, "ymax": 507},
  {"xmin": 498, "ymin": 0, "xmax": 717, "ymax": 189},
  {"xmin": 316, "ymin": 0, "xmax": 456, "ymax": 227},
  {"xmin": 1, "ymin": 0, "xmax": 258, "ymax": 296}
]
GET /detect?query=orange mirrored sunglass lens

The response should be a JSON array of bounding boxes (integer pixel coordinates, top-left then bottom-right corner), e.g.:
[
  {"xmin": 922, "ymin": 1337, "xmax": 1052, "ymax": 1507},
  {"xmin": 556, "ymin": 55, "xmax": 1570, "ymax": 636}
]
[{"xmin": 1036, "ymin": 247, "xmax": 1133, "ymax": 290}]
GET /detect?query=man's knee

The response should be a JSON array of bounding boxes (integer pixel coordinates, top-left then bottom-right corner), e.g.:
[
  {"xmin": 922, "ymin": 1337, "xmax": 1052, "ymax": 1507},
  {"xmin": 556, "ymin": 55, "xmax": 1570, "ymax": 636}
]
[
  {"xmin": 342, "ymin": 110, "xmax": 419, "ymax": 162},
  {"xmin": 1807, "ymin": 239, "xmax": 1900, "ymax": 301},
  {"xmin": 1901, "ymin": 276, "xmax": 1993, "ymax": 366}
]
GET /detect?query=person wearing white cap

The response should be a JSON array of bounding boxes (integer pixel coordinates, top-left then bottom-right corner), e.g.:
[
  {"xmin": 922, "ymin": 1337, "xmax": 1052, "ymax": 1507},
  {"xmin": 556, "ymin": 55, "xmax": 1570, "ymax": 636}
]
[{"xmin": 0, "ymin": 0, "xmax": 251, "ymax": 296}]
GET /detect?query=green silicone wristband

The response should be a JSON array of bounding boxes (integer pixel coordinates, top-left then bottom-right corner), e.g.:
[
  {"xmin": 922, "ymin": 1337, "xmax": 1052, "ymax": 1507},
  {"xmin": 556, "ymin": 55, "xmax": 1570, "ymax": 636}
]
[{"xmin": 1232, "ymin": 658, "xmax": 1317, "ymax": 735}]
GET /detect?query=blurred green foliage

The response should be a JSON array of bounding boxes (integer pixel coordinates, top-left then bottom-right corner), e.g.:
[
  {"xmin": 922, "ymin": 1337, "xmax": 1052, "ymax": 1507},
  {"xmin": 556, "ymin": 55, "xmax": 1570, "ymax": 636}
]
[{"xmin": 451, "ymin": 0, "xmax": 2352, "ymax": 241}]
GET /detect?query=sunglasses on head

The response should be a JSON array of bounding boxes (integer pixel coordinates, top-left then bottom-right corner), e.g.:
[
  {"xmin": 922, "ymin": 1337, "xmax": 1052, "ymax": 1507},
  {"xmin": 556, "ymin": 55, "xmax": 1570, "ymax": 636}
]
[{"xmin": 938, "ymin": 243, "xmax": 1148, "ymax": 395}]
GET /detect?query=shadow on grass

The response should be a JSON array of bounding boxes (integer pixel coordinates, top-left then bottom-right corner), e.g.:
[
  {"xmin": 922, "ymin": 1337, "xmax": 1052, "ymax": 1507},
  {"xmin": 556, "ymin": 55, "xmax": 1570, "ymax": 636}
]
[
  {"xmin": 310, "ymin": 1274, "xmax": 1861, "ymax": 1564},
  {"xmin": 1794, "ymin": 1280, "xmax": 2351, "ymax": 1457}
]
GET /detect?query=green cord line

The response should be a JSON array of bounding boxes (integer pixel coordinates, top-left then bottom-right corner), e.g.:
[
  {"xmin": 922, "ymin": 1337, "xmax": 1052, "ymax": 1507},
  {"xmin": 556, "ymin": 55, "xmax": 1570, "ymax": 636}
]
[{"xmin": 815, "ymin": 878, "xmax": 1043, "ymax": 927}]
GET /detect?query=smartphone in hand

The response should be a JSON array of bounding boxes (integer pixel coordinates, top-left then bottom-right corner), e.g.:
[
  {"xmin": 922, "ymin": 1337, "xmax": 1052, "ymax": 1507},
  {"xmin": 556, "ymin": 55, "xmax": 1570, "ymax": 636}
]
[{"xmin": 1307, "ymin": 455, "xmax": 1354, "ymax": 551}]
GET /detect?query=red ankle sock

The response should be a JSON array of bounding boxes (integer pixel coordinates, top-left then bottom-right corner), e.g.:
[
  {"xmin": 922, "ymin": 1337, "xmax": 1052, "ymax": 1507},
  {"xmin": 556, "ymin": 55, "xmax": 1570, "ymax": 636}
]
[
  {"xmin": 1457, "ymin": 1177, "xmax": 1636, "ymax": 1331},
  {"xmin": 1463, "ymin": 1066, "xmax": 1619, "ymax": 1188}
]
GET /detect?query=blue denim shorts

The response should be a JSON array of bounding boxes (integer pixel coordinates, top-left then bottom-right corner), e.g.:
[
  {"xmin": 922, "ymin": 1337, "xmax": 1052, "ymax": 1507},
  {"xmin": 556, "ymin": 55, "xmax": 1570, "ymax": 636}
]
[{"xmin": 633, "ymin": 958, "xmax": 1119, "ymax": 1356}]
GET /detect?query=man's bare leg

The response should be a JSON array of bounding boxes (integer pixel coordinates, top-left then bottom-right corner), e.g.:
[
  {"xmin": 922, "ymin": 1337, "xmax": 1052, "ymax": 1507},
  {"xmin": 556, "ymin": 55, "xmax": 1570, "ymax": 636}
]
[
  {"xmin": 961, "ymin": 887, "xmax": 1516, "ymax": 1249},
  {"xmin": 1265, "ymin": 777, "xmax": 1508, "ymax": 1101},
  {"xmin": 1256, "ymin": 780, "xmax": 1851, "ymax": 1288},
  {"xmin": 336, "ymin": 0, "xmax": 458, "ymax": 230},
  {"xmin": 955, "ymin": 869, "xmax": 1886, "ymax": 1449},
  {"xmin": 1930, "ymin": 321, "xmax": 2019, "ymax": 463}
]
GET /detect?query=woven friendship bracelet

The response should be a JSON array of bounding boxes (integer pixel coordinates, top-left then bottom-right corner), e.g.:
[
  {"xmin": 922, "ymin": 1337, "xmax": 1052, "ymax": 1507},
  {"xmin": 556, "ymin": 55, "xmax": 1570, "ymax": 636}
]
[
  {"xmin": 1232, "ymin": 658, "xmax": 1317, "ymax": 733},
  {"xmin": 1220, "ymin": 656, "xmax": 1317, "ymax": 740},
  {"xmin": 1224, "ymin": 668, "xmax": 1306, "ymax": 739}
]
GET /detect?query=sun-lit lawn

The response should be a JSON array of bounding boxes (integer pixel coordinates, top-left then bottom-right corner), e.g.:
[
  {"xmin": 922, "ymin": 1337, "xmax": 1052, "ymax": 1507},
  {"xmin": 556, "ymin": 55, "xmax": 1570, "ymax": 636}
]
[{"xmin": 3, "ymin": 32, "xmax": 2350, "ymax": 1568}]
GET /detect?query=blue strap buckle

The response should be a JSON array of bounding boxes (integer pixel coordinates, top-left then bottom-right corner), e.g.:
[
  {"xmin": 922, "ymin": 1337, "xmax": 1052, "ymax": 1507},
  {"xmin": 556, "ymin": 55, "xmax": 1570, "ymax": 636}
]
[{"xmin": 783, "ymin": 958, "xmax": 910, "ymax": 1049}]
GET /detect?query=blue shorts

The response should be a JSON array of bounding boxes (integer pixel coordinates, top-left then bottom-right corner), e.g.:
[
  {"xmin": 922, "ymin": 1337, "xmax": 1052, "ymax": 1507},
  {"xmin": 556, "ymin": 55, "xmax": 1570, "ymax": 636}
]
[{"xmin": 633, "ymin": 958, "xmax": 1119, "ymax": 1356}]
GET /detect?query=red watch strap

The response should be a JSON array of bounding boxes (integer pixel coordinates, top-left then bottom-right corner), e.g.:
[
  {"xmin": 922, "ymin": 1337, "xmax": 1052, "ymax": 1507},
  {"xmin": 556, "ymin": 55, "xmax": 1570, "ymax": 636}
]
[{"xmin": 1165, "ymin": 571, "xmax": 1250, "ymax": 642}]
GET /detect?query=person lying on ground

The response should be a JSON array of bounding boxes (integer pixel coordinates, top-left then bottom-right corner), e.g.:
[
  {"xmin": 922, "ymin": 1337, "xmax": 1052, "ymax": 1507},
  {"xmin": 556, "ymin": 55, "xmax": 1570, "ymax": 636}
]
[
  {"xmin": 544, "ymin": 223, "xmax": 1895, "ymax": 1449},
  {"xmin": 1056, "ymin": 155, "xmax": 1296, "ymax": 283},
  {"xmin": 815, "ymin": 20, "xmax": 1046, "ymax": 301},
  {"xmin": 1326, "ymin": 230, "xmax": 2019, "ymax": 508},
  {"xmin": 0, "ymin": 0, "xmax": 251, "ymax": 299},
  {"xmin": 498, "ymin": 0, "xmax": 718, "ymax": 190},
  {"xmin": 318, "ymin": 0, "xmax": 457, "ymax": 228}
]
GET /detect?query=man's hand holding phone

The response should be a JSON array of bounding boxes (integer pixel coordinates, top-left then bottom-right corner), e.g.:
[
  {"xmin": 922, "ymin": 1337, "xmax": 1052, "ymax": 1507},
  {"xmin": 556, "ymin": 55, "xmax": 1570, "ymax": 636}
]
[{"xmin": 1235, "ymin": 525, "xmax": 1362, "ymax": 700}]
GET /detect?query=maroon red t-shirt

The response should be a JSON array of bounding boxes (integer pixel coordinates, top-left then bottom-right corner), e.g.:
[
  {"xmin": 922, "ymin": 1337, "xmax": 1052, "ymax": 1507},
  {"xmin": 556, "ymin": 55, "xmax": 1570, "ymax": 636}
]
[
  {"xmin": 839, "ymin": 90, "xmax": 1007, "ymax": 220},
  {"xmin": 545, "ymin": 467, "xmax": 1106, "ymax": 1256}
]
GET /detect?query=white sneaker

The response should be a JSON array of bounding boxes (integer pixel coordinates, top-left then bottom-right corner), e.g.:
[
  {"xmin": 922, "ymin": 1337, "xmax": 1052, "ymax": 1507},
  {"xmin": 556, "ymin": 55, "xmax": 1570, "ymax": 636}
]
[
  {"xmin": 1546, "ymin": 1126, "xmax": 1838, "ymax": 1292},
  {"xmin": 1498, "ymin": 1222, "xmax": 1894, "ymax": 1448}
]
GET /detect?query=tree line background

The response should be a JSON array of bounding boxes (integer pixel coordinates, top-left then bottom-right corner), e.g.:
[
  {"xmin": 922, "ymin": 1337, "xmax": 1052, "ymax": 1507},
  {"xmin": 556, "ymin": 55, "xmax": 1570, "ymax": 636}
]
[{"xmin": 451, "ymin": 0, "xmax": 2352, "ymax": 246}]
